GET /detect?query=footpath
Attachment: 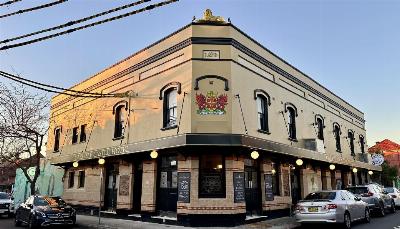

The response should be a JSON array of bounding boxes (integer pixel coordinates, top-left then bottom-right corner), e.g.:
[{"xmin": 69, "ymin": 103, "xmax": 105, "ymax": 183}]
[{"xmin": 76, "ymin": 214, "xmax": 299, "ymax": 229}]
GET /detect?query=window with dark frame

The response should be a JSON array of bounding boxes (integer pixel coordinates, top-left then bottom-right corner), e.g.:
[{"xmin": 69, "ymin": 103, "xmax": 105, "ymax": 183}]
[
  {"xmin": 114, "ymin": 105, "xmax": 125, "ymax": 138},
  {"xmin": 287, "ymin": 107, "xmax": 296, "ymax": 140},
  {"xmin": 334, "ymin": 124, "xmax": 341, "ymax": 152},
  {"xmin": 163, "ymin": 88, "xmax": 177, "ymax": 128},
  {"xmin": 78, "ymin": 170, "xmax": 85, "ymax": 188},
  {"xmin": 54, "ymin": 128, "xmax": 61, "ymax": 152},
  {"xmin": 72, "ymin": 127, "xmax": 78, "ymax": 144},
  {"xmin": 68, "ymin": 171, "xmax": 74, "ymax": 188},
  {"xmin": 316, "ymin": 117, "xmax": 324, "ymax": 140},
  {"xmin": 359, "ymin": 135, "xmax": 365, "ymax": 154},
  {"xmin": 348, "ymin": 131, "xmax": 355, "ymax": 156},
  {"xmin": 80, "ymin": 124, "xmax": 87, "ymax": 142},
  {"xmin": 272, "ymin": 163, "xmax": 280, "ymax": 196},
  {"xmin": 256, "ymin": 95, "xmax": 269, "ymax": 132},
  {"xmin": 199, "ymin": 154, "xmax": 225, "ymax": 198}
]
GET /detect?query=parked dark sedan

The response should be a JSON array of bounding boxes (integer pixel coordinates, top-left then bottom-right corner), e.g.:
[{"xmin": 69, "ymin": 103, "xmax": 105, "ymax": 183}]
[{"xmin": 15, "ymin": 196, "xmax": 76, "ymax": 228}]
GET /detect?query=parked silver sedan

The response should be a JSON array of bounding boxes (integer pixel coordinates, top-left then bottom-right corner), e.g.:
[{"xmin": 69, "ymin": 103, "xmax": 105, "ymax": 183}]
[{"xmin": 294, "ymin": 190, "xmax": 370, "ymax": 229}]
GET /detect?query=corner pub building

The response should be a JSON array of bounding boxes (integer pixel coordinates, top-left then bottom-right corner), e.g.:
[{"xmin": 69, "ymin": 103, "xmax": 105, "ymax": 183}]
[{"xmin": 48, "ymin": 10, "xmax": 380, "ymax": 226}]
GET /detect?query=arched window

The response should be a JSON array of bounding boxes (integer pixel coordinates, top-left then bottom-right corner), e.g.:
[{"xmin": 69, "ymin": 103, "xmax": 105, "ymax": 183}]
[
  {"xmin": 256, "ymin": 95, "xmax": 269, "ymax": 132},
  {"xmin": 348, "ymin": 130, "xmax": 355, "ymax": 156},
  {"xmin": 287, "ymin": 107, "xmax": 296, "ymax": 140},
  {"xmin": 359, "ymin": 135, "xmax": 365, "ymax": 154},
  {"xmin": 315, "ymin": 115, "xmax": 324, "ymax": 140},
  {"xmin": 163, "ymin": 88, "xmax": 177, "ymax": 128},
  {"xmin": 114, "ymin": 105, "xmax": 125, "ymax": 138},
  {"xmin": 333, "ymin": 123, "xmax": 341, "ymax": 152}
]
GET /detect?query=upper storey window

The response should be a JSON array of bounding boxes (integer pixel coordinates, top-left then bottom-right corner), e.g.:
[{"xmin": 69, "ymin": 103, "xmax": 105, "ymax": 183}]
[
  {"xmin": 316, "ymin": 116, "xmax": 324, "ymax": 141},
  {"xmin": 359, "ymin": 135, "xmax": 365, "ymax": 154},
  {"xmin": 54, "ymin": 128, "xmax": 61, "ymax": 152},
  {"xmin": 287, "ymin": 107, "xmax": 296, "ymax": 140},
  {"xmin": 163, "ymin": 88, "xmax": 177, "ymax": 128},
  {"xmin": 256, "ymin": 95, "xmax": 269, "ymax": 133},
  {"xmin": 333, "ymin": 123, "xmax": 341, "ymax": 152},
  {"xmin": 114, "ymin": 105, "xmax": 125, "ymax": 139},
  {"xmin": 348, "ymin": 130, "xmax": 355, "ymax": 156}
]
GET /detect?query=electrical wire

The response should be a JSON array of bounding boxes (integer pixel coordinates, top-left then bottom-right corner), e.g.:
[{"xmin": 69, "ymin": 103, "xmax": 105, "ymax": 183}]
[
  {"xmin": 0, "ymin": 70, "xmax": 115, "ymax": 97},
  {"xmin": 0, "ymin": 0, "xmax": 150, "ymax": 44},
  {"xmin": 0, "ymin": 0, "xmax": 68, "ymax": 19},
  {"xmin": 0, "ymin": 71, "xmax": 113, "ymax": 98},
  {"xmin": 0, "ymin": 0, "xmax": 178, "ymax": 50},
  {"xmin": 0, "ymin": 0, "xmax": 22, "ymax": 7}
]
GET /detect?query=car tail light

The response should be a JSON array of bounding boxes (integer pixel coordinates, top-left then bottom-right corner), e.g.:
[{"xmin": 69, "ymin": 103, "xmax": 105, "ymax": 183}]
[
  {"xmin": 391, "ymin": 195, "xmax": 397, "ymax": 198},
  {"xmin": 296, "ymin": 205, "xmax": 305, "ymax": 211},
  {"xmin": 326, "ymin": 204, "xmax": 337, "ymax": 209},
  {"xmin": 362, "ymin": 192, "xmax": 373, "ymax": 197}
]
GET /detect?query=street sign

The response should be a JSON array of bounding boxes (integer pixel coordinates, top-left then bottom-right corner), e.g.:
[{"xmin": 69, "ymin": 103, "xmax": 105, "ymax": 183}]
[{"xmin": 371, "ymin": 154, "xmax": 384, "ymax": 166}]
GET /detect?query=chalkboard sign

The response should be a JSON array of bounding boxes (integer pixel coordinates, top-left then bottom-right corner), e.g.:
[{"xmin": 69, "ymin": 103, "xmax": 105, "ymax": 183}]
[
  {"xmin": 233, "ymin": 172, "xmax": 245, "ymax": 203},
  {"xmin": 264, "ymin": 174, "xmax": 274, "ymax": 201},
  {"xmin": 178, "ymin": 172, "xmax": 190, "ymax": 203}
]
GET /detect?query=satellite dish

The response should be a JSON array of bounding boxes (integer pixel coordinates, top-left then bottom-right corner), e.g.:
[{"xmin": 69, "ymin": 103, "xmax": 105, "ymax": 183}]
[{"xmin": 371, "ymin": 154, "xmax": 384, "ymax": 166}]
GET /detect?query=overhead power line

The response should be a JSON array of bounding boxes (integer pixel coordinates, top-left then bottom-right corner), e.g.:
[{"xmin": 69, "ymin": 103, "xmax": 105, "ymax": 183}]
[
  {"xmin": 0, "ymin": 70, "xmax": 115, "ymax": 97},
  {"xmin": 0, "ymin": 0, "xmax": 151, "ymax": 44},
  {"xmin": 0, "ymin": 0, "xmax": 22, "ymax": 7},
  {"xmin": 0, "ymin": 0, "xmax": 68, "ymax": 19},
  {"xmin": 0, "ymin": 0, "xmax": 179, "ymax": 50}
]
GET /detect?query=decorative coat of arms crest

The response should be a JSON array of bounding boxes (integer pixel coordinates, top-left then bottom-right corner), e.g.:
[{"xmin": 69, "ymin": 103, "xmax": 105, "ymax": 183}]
[{"xmin": 195, "ymin": 91, "xmax": 228, "ymax": 115}]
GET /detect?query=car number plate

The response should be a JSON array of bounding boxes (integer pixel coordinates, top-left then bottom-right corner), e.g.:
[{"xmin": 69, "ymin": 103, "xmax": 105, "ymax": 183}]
[{"xmin": 308, "ymin": 207, "xmax": 318, "ymax": 212}]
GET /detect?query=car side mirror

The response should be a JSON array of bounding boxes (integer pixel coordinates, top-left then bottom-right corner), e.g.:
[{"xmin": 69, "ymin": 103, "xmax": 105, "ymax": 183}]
[
  {"xmin": 354, "ymin": 196, "xmax": 361, "ymax": 201},
  {"xmin": 382, "ymin": 190, "xmax": 388, "ymax": 195},
  {"xmin": 11, "ymin": 197, "xmax": 14, "ymax": 200},
  {"xmin": 27, "ymin": 204, "xmax": 33, "ymax": 208}
]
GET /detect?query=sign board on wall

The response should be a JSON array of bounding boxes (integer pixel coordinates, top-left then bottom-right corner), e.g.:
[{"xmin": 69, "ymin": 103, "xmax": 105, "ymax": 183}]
[
  {"xmin": 203, "ymin": 50, "xmax": 220, "ymax": 59},
  {"xmin": 264, "ymin": 174, "xmax": 274, "ymax": 201},
  {"xmin": 118, "ymin": 175, "xmax": 130, "ymax": 196},
  {"xmin": 178, "ymin": 172, "xmax": 190, "ymax": 203},
  {"xmin": 233, "ymin": 172, "xmax": 245, "ymax": 203}
]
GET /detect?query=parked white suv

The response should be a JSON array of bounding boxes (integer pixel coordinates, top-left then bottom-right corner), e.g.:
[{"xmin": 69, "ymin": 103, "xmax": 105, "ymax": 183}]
[
  {"xmin": 384, "ymin": 187, "xmax": 400, "ymax": 208},
  {"xmin": 0, "ymin": 192, "xmax": 14, "ymax": 218}
]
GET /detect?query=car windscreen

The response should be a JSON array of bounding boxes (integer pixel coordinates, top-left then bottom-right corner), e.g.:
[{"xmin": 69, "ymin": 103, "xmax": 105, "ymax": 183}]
[
  {"xmin": 34, "ymin": 197, "xmax": 67, "ymax": 207},
  {"xmin": 0, "ymin": 193, "xmax": 9, "ymax": 199},
  {"xmin": 304, "ymin": 192, "xmax": 336, "ymax": 201},
  {"xmin": 346, "ymin": 187, "xmax": 368, "ymax": 195},
  {"xmin": 384, "ymin": 187, "xmax": 395, "ymax": 193}
]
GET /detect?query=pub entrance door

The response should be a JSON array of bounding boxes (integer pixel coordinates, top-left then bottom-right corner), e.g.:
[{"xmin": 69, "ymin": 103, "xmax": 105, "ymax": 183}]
[
  {"xmin": 132, "ymin": 161, "xmax": 143, "ymax": 214},
  {"xmin": 104, "ymin": 163, "xmax": 119, "ymax": 211},
  {"xmin": 244, "ymin": 159, "xmax": 261, "ymax": 216},
  {"xmin": 157, "ymin": 155, "xmax": 178, "ymax": 215},
  {"xmin": 290, "ymin": 168, "xmax": 301, "ymax": 205}
]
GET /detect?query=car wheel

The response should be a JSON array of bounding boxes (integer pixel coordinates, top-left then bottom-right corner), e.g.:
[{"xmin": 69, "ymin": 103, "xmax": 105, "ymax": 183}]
[
  {"xmin": 28, "ymin": 215, "xmax": 36, "ymax": 229},
  {"xmin": 14, "ymin": 213, "xmax": 21, "ymax": 227},
  {"xmin": 364, "ymin": 208, "xmax": 370, "ymax": 223},
  {"xmin": 390, "ymin": 201, "xmax": 396, "ymax": 213},
  {"xmin": 378, "ymin": 202, "xmax": 385, "ymax": 217},
  {"xmin": 343, "ymin": 212, "xmax": 351, "ymax": 229}
]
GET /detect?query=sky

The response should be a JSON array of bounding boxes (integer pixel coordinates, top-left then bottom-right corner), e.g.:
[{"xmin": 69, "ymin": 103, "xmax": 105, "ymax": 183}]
[{"xmin": 0, "ymin": 0, "xmax": 399, "ymax": 146}]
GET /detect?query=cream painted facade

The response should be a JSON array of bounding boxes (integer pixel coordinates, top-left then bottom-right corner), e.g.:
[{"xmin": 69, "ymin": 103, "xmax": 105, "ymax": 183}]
[{"xmin": 47, "ymin": 17, "xmax": 380, "ymax": 225}]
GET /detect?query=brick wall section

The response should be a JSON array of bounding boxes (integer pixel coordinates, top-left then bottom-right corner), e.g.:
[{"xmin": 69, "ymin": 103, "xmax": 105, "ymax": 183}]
[
  {"xmin": 63, "ymin": 166, "xmax": 104, "ymax": 207},
  {"xmin": 141, "ymin": 160, "xmax": 157, "ymax": 212}
]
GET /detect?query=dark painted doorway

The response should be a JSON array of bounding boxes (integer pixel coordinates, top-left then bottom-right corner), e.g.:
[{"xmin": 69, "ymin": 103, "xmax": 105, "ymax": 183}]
[
  {"xmin": 244, "ymin": 159, "xmax": 262, "ymax": 216},
  {"xmin": 157, "ymin": 155, "xmax": 178, "ymax": 214},
  {"xmin": 290, "ymin": 168, "xmax": 301, "ymax": 205},
  {"xmin": 104, "ymin": 163, "xmax": 119, "ymax": 211},
  {"xmin": 132, "ymin": 161, "xmax": 143, "ymax": 214}
]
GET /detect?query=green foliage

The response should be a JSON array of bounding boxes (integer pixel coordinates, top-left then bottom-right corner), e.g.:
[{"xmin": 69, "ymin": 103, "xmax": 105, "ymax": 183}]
[{"xmin": 381, "ymin": 161, "xmax": 399, "ymax": 186}]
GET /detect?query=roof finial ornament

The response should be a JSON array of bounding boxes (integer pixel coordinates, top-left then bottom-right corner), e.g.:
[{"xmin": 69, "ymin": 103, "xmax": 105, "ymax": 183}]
[{"xmin": 196, "ymin": 9, "xmax": 227, "ymax": 24}]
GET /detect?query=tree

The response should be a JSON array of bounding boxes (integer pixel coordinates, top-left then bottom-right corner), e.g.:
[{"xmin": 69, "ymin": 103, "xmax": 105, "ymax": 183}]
[
  {"xmin": 381, "ymin": 162, "xmax": 398, "ymax": 186},
  {"xmin": 0, "ymin": 83, "xmax": 49, "ymax": 195}
]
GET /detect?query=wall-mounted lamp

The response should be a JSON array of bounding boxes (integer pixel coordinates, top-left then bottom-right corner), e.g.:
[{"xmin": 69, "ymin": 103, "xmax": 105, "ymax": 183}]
[
  {"xmin": 251, "ymin": 151, "xmax": 259, "ymax": 160},
  {"xmin": 72, "ymin": 161, "xmax": 79, "ymax": 168},
  {"xmin": 368, "ymin": 171, "xmax": 373, "ymax": 175},
  {"xmin": 98, "ymin": 158, "xmax": 105, "ymax": 165},
  {"xmin": 150, "ymin": 150, "xmax": 158, "ymax": 159},
  {"xmin": 296, "ymin": 159, "xmax": 304, "ymax": 166},
  {"xmin": 329, "ymin": 164, "xmax": 336, "ymax": 170},
  {"xmin": 271, "ymin": 169, "xmax": 276, "ymax": 174},
  {"xmin": 352, "ymin": 168, "xmax": 358, "ymax": 173}
]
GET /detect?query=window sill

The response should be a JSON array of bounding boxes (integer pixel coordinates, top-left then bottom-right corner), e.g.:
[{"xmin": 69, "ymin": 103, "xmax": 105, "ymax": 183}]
[
  {"xmin": 288, "ymin": 138, "xmax": 298, "ymax": 142},
  {"xmin": 198, "ymin": 195, "xmax": 226, "ymax": 199},
  {"xmin": 257, "ymin": 129, "xmax": 271, "ymax": 135},
  {"xmin": 79, "ymin": 140, "xmax": 86, "ymax": 143},
  {"xmin": 161, "ymin": 125, "xmax": 178, "ymax": 131},
  {"xmin": 336, "ymin": 150, "xmax": 342, "ymax": 153},
  {"xmin": 113, "ymin": 136, "xmax": 124, "ymax": 141},
  {"xmin": 72, "ymin": 142, "xmax": 78, "ymax": 145}
]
